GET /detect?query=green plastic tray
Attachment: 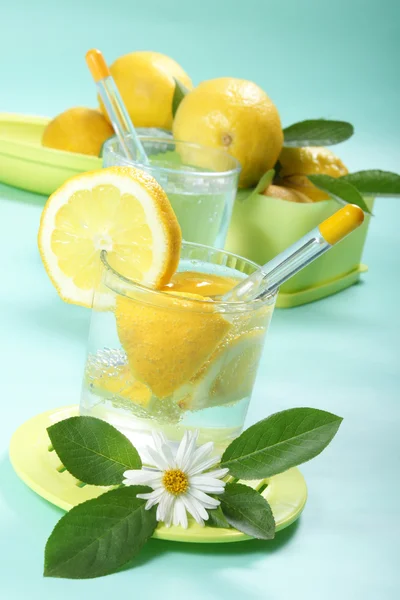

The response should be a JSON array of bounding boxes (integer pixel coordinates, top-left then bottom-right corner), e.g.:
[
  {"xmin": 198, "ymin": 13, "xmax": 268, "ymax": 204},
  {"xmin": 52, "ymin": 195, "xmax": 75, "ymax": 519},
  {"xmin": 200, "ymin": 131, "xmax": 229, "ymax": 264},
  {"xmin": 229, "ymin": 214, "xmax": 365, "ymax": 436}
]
[
  {"xmin": 0, "ymin": 113, "xmax": 101, "ymax": 196},
  {"xmin": 9, "ymin": 405, "xmax": 307, "ymax": 544},
  {"xmin": 226, "ymin": 191, "xmax": 374, "ymax": 307}
]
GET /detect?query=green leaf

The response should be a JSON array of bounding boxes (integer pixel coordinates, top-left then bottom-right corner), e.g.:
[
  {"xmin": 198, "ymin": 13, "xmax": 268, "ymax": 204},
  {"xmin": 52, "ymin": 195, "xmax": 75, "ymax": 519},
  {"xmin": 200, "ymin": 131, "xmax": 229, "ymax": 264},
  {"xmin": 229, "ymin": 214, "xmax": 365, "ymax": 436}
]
[
  {"xmin": 207, "ymin": 505, "xmax": 231, "ymax": 529},
  {"xmin": 341, "ymin": 170, "xmax": 400, "ymax": 196},
  {"xmin": 307, "ymin": 174, "xmax": 371, "ymax": 213},
  {"xmin": 221, "ymin": 408, "xmax": 342, "ymax": 480},
  {"xmin": 273, "ymin": 160, "xmax": 282, "ymax": 179},
  {"xmin": 172, "ymin": 78, "xmax": 190, "ymax": 118},
  {"xmin": 44, "ymin": 486, "xmax": 156, "ymax": 579},
  {"xmin": 283, "ymin": 119, "xmax": 354, "ymax": 147},
  {"xmin": 47, "ymin": 416, "xmax": 141, "ymax": 486},
  {"xmin": 241, "ymin": 169, "xmax": 275, "ymax": 203},
  {"xmin": 219, "ymin": 483, "xmax": 275, "ymax": 540},
  {"xmin": 252, "ymin": 169, "xmax": 275, "ymax": 196},
  {"xmin": 236, "ymin": 188, "xmax": 253, "ymax": 202}
]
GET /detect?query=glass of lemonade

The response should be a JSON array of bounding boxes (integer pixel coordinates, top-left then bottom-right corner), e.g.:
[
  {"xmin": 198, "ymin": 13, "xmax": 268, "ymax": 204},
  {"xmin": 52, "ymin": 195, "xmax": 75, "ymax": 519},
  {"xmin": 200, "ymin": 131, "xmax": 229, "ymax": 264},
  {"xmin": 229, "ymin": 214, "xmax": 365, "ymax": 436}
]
[
  {"xmin": 103, "ymin": 135, "xmax": 241, "ymax": 248},
  {"xmin": 80, "ymin": 243, "xmax": 277, "ymax": 456}
]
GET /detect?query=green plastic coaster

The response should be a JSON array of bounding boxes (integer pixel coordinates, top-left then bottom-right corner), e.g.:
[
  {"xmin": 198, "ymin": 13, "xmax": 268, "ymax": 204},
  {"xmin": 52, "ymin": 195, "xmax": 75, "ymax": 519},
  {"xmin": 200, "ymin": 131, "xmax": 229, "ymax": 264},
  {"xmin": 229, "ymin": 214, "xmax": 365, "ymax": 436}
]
[{"xmin": 9, "ymin": 405, "xmax": 308, "ymax": 544}]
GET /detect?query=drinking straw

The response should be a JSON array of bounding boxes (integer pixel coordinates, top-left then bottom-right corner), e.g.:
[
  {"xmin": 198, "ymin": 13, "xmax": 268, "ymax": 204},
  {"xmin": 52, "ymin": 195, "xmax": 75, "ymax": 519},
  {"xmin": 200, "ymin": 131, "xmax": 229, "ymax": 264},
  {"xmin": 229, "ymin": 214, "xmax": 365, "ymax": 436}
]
[
  {"xmin": 85, "ymin": 48, "xmax": 148, "ymax": 164},
  {"xmin": 224, "ymin": 204, "xmax": 365, "ymax": 302}
]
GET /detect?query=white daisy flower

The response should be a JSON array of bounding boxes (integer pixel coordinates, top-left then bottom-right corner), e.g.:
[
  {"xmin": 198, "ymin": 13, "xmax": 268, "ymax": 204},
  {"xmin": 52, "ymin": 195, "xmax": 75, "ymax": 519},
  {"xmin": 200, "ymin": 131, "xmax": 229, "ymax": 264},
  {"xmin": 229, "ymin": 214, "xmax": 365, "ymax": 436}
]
[{"xmin": 123, "ymin": 430, "xmax": 229, "ymax": 529}]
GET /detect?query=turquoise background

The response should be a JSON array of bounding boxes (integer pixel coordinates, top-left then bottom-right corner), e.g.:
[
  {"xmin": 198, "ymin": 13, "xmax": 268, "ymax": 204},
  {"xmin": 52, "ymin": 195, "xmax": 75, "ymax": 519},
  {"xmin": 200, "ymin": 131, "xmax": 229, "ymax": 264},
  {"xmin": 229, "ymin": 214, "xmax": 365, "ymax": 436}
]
[{"xmin": 1, "ymin": 0, "xmax": 399, "ymax": 598}]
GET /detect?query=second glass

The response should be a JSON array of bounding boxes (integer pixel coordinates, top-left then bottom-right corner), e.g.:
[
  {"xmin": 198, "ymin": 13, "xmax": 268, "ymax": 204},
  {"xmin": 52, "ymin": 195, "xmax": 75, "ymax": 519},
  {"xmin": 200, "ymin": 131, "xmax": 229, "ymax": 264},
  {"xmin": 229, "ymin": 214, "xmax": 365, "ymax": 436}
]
[{"xmin": 103, "ymin": 135, "xmax": 241, "ymax": 248}]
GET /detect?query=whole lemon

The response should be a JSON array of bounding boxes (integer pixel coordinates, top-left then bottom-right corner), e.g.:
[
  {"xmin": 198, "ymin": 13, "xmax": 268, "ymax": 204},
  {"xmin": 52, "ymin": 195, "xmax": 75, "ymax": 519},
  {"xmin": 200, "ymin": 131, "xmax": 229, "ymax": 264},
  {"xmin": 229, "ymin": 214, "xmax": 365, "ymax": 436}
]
[
  {"xmin": 42, "ymin": 107, "xmax": 113, "ymax": 156},
  {"xmin": 172, "ymin": 78, "xmax": 283, "ymax": 188},
  {"xmin": 278, "ymin": 146, "xmax": 348, "ymax": 201},
  {"xmin": 105, "ymin": 51, "xmax": 193, "ymax": 129}
]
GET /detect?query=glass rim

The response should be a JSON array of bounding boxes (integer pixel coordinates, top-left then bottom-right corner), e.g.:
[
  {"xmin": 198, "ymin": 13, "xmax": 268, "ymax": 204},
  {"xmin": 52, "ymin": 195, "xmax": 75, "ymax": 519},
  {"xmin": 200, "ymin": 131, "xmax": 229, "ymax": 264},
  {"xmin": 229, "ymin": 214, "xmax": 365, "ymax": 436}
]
[
  {"xmin": 100, "ymin": 242, "xmax": 277, "ymax": 312},
  {"xmin": 103, "ymin": 135, "xmax": 242, "ymax": 179}
]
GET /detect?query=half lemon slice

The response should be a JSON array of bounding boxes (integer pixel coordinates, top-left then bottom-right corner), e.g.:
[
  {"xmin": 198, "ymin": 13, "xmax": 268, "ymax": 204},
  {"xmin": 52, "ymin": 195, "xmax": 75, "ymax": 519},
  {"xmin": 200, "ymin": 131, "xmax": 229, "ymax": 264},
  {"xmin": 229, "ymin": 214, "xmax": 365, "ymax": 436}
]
[
  {"xmin": 176, "ymin": 329, "xmax": 265, "ymax": 411},
  {"xmin": 38, "ymin": 166, "xmax": 182, "ymax": 307},
  {"xmin": 115, "ymin": 291, "xmax": 232, "ymax": 399}
]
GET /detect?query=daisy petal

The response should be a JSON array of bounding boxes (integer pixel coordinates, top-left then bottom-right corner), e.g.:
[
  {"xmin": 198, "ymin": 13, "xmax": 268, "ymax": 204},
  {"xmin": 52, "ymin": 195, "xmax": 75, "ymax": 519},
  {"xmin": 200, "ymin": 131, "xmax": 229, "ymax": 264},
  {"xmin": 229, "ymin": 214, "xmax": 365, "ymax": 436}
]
[
  {"xmin": 181, "ymin": 494, "xmax": 206, "ymax": 526},
  {"xmin": 123, "ymin": 469, "xmax": 140, "ymax": 479},
  {"xmin": 137, "ymin": 487, "xmax": 165, "ymax": 509},
  {"xmin": 188, "ymin": 487, "xmax": 220, "ymax": 508},
  {"xmin": 189, "ymin": 482, "xmax": 225, "ymax": 494},
  {"xmin": 153, "ymin": 432, "xmax": 176, "ymax": 469},
  {"xmin": 173, "ymin": 497, "xmax": 188, "ymax": 529},
  {"xmin": 206, "ymin": 467, "xmax": 230, "ymax": 479},
  {"xmin": 181, "ymin": 431, "xmax": 199, "ymax": 471},
  {"xmin": 146, "ymin": 446, "xmax": 170, "ymax": 471},
  {"xmin": 190, "ymin": 474, "xmax": 227, "ymax": 486},
  {"xmin": 176, "ymin": 430, "xmax": 198, "ymax": 470},
  {"xmin": 157, "ymin": 492, "xmax": 174, "ymax": 526},
  {"xmin": 139, "ymin": 447, "xmax": 159, "ymax": 468},
  {"xmin": 186, "ymin": 441, "xmax": 214, "ymax": 474},
  {"xmin": 191, "ymin": 485, "xmax": 225, "ymax": 494},
  {"xmin": 189, "ymin": 475, "xmax": 227, "ymax": 493},
  {"xmin": 186, "ymin": 493, "xmax": 210, "ymax": 518},
  {"xmin": 152, "ymin": 431, "xmax": 168, "ymax": 455},
  {"xmin": 123, "ymin": 470, "xmax": 162, "ymax": 486},
  {"xmin": 188, "ymin": 454, "xmax": 220, "ymax": 476},
  {"xmin": 156, "ymin": 492, "xmax": 168, "ymax": 522},
  {"xmin": 175, "ymin": 431, "xmax": 191, "ymax": 468},
  {"xmin": 160, "ymin": 442, "xmax": 175, "ymax": 467}
]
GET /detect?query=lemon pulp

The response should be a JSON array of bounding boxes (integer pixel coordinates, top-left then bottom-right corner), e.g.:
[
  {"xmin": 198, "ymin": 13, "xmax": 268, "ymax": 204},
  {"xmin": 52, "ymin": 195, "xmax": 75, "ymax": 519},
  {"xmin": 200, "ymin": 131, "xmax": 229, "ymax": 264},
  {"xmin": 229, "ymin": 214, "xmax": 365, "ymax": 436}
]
[
  {"xmin": 112, "ymin": 271, "xmax": 270, "ymax": 415},
  {"xmin": 38, "ymin": 167, "xmax": 182, "ymax": 308}
]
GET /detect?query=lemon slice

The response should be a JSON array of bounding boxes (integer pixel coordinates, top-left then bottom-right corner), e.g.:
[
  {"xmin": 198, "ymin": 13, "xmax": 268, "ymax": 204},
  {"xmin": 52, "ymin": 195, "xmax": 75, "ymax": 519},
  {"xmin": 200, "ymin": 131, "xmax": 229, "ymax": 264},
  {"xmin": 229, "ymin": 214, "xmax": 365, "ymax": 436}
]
[
  {"xmin": 177, "ymin": 329, "xmax": 265, "ymax": 411},
  {"xmin": 88, "ymin": 362, "xmax": 152, "ymax": 408},
  {"xmin": 115, "ymin": 291, "xmax": 232, "ymax": 399},
  {"xmin": 38, "ymin": 166, "xmax": 182, "ymax": 307}
]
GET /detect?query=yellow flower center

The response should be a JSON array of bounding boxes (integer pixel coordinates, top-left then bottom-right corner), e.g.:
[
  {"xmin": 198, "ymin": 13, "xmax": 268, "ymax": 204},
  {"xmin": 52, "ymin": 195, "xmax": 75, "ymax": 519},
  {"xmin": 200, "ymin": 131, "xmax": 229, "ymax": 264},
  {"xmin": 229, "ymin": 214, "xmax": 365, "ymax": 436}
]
[{"xmin": 162, "ymin": 469, "xmax": 189, "ymax": 495}]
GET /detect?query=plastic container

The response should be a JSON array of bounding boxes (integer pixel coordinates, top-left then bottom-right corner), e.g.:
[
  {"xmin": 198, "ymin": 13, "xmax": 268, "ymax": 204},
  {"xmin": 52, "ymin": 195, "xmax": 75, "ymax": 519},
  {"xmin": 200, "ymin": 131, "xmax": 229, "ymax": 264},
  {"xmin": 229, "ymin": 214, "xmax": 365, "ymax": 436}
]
[
  {"xmin": 225, "ymin": 191, "xmax": 374, "ymax": 307},
  {"xmin": 0, "ymin": 113, "xmax": 101, "ymax": 195}
]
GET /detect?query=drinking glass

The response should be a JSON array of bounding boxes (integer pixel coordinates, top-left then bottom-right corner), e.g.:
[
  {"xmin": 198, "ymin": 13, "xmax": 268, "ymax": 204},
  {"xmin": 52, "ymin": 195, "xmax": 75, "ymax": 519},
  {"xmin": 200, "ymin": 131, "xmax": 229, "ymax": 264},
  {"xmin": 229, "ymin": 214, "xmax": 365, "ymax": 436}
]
[
  {"xmin": 80, "ymin": 243, "xmax": 277, "ymax": 456},
  {"xmin": 103, "ymin": 135, "xmax": 241, "ymax": 248}
]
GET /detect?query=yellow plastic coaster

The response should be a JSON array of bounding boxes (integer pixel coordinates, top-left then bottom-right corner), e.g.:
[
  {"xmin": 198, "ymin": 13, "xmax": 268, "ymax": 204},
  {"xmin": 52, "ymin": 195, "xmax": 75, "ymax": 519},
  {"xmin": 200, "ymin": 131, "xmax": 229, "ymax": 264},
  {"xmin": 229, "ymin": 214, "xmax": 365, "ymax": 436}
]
[{"xmin": 9, "ymin": 405, "xmax": 307, "ymax": 544}]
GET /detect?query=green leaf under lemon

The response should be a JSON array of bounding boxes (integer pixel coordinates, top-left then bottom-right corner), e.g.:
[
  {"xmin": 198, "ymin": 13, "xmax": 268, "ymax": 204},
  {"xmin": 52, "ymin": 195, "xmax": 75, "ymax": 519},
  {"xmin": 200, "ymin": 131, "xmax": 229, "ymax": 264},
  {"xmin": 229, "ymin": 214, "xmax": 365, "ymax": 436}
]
[
  {"xmin": 252, "ymin": 169, "xmax": 275, "ymax": 195},
  {"xmin": 47, "ymin": 416, "xmax": 141, "ymax": 486},
  {"xmin": 341, "ymin": 170, "xmax": 400, "ymax": 196},
  {"xmin": 283, "ymin": 119, "xmax": 354, "ymax": 147},
  {"xmin": 308, "ymin": 174, "xmax": 371, "ymax": 213},
  {"xmin": 221, "ymin": 407, "xmax": 342, "ymax": 480},
  {"xmin": 44, "ymin": 486, "xmax": 157, "ymax": 579},
  {"xmin": 172, "ymin": 78, "xmax": 190, "ymax": 118},
  {"xmin": 238, "ymin": 169, "xmax": 275, "ymax": 203},
  {"xmin": 219, "ymin": 483, "xmax": 275, "ymax": 540}
]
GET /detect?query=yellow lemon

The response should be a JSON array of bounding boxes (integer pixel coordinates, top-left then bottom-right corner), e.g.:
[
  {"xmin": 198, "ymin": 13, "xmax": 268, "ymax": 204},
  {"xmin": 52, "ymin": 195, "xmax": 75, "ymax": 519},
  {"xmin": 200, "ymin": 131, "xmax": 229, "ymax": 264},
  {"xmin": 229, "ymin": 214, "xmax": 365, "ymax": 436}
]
[
  {"xmin": 42, "ymin": 107, "xmax": 114, "ymax": 156},
  {"xmin": 263, "ymin": 183, "xmax": 312, "ymax": 203},
  {"xmin": 176, "ymin": 329, "xmax": 265, "ymax": 411},
  {"xmin": 38, "ymin": 167, "xmax": 182, "ymax": 308},
  {"xmin": 278, "ymin": 146, "xmax": 348, "ymax": 201},
  {"xmin": 172, "ymin": 77, "xmax": 283, "ymax": 188},
  {"xmin": 163, "ymin": 270, "xmax": 238, "ymax": 296},
  {"xmin": 103, "ymin": 51, "xmax": 193, "ymax": 129},
  {"xmin": 115, "ymin": 291, "xmax": 231, "ymax": 399},
  {"xmin": 88, "ymin": 362, "xmax": 152, "ymax": 408}
]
